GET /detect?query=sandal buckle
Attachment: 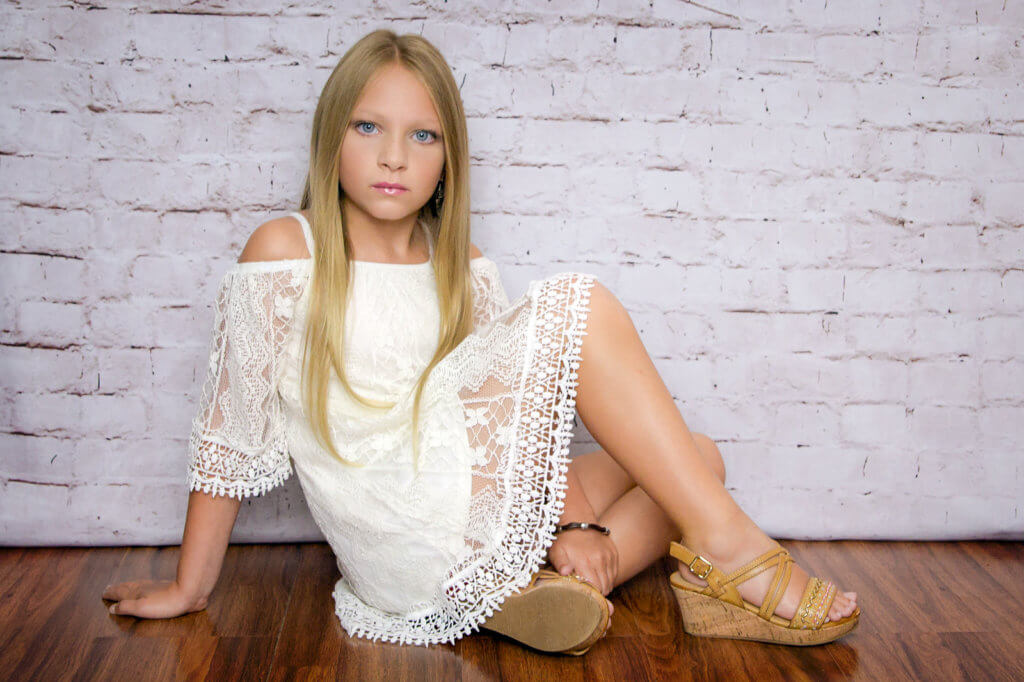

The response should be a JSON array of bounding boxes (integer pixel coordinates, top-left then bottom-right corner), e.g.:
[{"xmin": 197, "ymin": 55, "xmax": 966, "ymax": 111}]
[{"xmin": 688, "ymin": 555, "xmax": 713, "ymax": 580}]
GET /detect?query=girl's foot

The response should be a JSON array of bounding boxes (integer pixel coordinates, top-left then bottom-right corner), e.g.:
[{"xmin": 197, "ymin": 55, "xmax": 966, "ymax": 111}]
[{"xmin": 676, "ymin": 519, "xmax": 858, "ymax": 624}]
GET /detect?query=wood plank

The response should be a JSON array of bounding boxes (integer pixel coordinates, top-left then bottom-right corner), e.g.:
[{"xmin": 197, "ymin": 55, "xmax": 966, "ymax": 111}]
[
  {"xmin": 73, "ymin": 636, "xmax": 189, "ymax": 682},
  {"xmin": 1, "ymin": 541, "xmax": 1022, "ymax": 680},
  {"xmin": 1, "ymin": 548, "xmax": 101, "ymax": 678}
]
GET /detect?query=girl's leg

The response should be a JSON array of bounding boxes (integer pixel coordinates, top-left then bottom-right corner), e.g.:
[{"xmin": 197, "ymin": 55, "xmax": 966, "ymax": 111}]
[
  {"xmin": 572, "ymin": 281, "xmax": 857, "ymax": 623},
  {"xmin": 571, "ymin": 434, "xmax": 726, "ymax": 590}
]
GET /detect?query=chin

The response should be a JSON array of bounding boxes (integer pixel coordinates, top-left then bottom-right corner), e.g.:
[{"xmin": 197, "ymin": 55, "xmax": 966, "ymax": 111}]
[
  {"xmin": 344, "ymin": 184, "xmax": 431, "ymax": 219},
  {"xmin": 372, "ymin": 209, "xmax": 422, "ymax": 222},
  {"xmin": 364, "ymin": 200, "xmax": 426, "ymax": 222}
]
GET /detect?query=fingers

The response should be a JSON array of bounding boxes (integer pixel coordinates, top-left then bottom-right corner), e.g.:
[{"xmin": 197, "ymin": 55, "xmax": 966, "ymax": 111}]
[
  {"xmin": 548, "ymin": 546, "xmax": 573, "ymax": 576},
  {"xmin": 595, "ymin": 561, "xmax": 613, "ymax": 596},
  {"xmin": 595, "ymin": 555, "xmax": 615, "ymax": 596},
  {"xmin": 104, "ymin": 580, "xmax": 192, "ymax": 619},
  {"xmin": 601, "ymin": 599, "xmax": 614, "ymax": 639},
  {"xmin": 548, "ymin": 541, "xmax": 618, "ymax": 595},
  {"xmin": 108, "ymin": 595, "xmax": 162, "ymax": 618},
  {"xmin": 108, "ymin": 598, "xmax": 139, "ymax": 616},
  {"xmin": 102, "ymin": 582, "xmax": 137, "ymax": 602},
  {"xmin": 108, "ymin": 595, "xmax": 184, "ymax": 619},
  {"xmin": 572, "ymin": 560, "xmax": 613, "ymax": 596},
  {"xmin": 593, "ymin": 547, "xmax": 616, "ymax": 596}
]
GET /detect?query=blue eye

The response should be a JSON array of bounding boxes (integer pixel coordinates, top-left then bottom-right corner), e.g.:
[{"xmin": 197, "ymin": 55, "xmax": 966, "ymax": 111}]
[{"xmin": 354, "ymin": 120, "xmax": 437, "ymax": 142}]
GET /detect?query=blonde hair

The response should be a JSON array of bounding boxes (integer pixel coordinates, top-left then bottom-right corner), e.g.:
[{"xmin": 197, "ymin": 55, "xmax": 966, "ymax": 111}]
[{"xmin": 297, "ymin": 30, "xmax": 473, "ymax": 474}]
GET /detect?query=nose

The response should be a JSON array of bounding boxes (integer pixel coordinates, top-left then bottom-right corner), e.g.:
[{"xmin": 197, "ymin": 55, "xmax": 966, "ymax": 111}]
[{"xmin": 379, "ymin": 132, "xmax": 407, "ymax": 172}]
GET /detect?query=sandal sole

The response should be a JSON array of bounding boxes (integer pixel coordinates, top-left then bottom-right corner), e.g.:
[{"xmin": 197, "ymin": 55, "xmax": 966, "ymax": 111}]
[
  {"xmin": 670, "ymin": 571, "xmax": 859, "ymax": 646},
  {"xmin": 481, "ymin": 576, "xmax": 609, "ymax": 654}
]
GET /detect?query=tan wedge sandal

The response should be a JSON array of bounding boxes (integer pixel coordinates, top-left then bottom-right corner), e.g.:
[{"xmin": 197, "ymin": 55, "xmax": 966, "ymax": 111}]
[
  {"xmin": 480, "ymin": 567, "xmax": 611, "ymax": 655},
  {"xmin": 668, "ymin": 540, "xmax": 860, "ymax": 646}
]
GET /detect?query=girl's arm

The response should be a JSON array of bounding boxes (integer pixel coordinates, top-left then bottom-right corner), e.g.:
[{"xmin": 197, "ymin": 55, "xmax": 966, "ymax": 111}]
[
  {"xmin": 103, "ymin": 490, "xmax": 241, "ymax": 618},
  {"xmin": 175, "ymin": 489, "xmax": 243, "ymax": 607},
  {"xmin": 104, "ymin": 216, "xmax": 308, "ymax": 618}
]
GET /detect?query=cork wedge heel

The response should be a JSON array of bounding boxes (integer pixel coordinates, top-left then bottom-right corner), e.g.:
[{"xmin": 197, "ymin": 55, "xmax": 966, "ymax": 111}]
[
  {"xmin": 668, "ymin": 540, "xmax": 860, "ymax": 646},
  {"xmin": 480, "ymin": 568, "xmax": 611, "ymax": 655}
]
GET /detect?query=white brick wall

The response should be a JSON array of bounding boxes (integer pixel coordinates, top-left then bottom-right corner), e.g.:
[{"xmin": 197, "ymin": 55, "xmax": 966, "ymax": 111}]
[{"xmin": 1, "ymin": 1, "xmax": 1021, "ymax": 545}]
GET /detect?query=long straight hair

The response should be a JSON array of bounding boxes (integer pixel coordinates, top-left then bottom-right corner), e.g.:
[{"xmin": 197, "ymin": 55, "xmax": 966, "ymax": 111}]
[{"xmin": 298, "ymin": 30, "xmax": 473, "ymax": 473}]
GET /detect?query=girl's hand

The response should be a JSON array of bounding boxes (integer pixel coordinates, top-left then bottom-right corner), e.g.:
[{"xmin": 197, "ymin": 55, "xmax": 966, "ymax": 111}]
[
  {"xmin": 102, "ymin": 579, "xmax": 205, "ymax": 619},
  {"xmin": 547, "ymin": 529, "xmax": 619, "ymax": 597}
]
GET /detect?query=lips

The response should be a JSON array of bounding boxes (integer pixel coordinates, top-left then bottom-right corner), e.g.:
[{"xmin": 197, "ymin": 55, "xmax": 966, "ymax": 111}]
[{"xmin": 373, "ymin": 182, "xmax": 408, "ymax": 196}]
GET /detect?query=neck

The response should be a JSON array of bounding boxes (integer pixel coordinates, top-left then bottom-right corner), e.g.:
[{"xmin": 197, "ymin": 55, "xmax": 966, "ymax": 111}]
[{"xmin": 341, "ymin": 201, "xmax": 428, "ymax": 263}]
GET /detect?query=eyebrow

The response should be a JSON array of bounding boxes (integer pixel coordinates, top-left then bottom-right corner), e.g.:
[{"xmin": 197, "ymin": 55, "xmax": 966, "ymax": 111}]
[{"xmin": 352, "ymin": 109, "xmax": 441, "ymax": 130}]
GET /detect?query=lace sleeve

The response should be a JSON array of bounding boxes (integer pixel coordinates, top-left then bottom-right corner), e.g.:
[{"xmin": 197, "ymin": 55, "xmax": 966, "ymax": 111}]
[
  {"xmin": 186, "ymin": 261, "xmax": 309, "ymax": 500},
  {"xmin": 470, "ymin": 257, "xmax": 510, "ymax": 330}
]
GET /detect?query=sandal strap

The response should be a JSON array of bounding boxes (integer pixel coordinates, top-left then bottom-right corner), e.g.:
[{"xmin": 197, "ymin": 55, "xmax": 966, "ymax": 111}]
[
  {"xmin": 669, "ymin": 541, "xmax": 794, "ymax": 611},
  {"xmin": 670, "ymin": 541, "xmax": 842, "ymax": 630},
  {"xmin": 713, "ymin": 549, "xmax": 790, "ymax": 612},
  {"xmin": 529, "ymin": 567, "xmax": 561, "ymax": 590},
  {"xmin": 719, "ymin": 545, "xmax": 788, "ymax": 588},
  {"xmin": 669, "ymin": 541, "xmax": 741, "ymax": 607},
  {"xmin": 789, "ymin": 577, "xmax": 838, "ymax": 630},
  {"xmin": 759, "ymin": 557, "xmax": 792, "ymax": 620}
]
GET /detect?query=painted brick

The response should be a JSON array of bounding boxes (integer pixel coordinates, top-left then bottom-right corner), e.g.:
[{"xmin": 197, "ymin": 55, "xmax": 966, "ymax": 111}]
[
  {"xmin": 910, "ymin": 405, "xmax": 978, "ymax": 451},
  {"xmin": 981, "ymin": 360, "xmax": 1024, "ymax": 401},
  {"xmin": 908, "ymin": 358, "xmax": 980, "ymax": 406},
  {"xmin": 1, "ymin": 1, "xmax": 1019, "ymax": 545},
  {"xmin": 911, "ymin": 315, "xmax": 979, "ymax": 357},
  {"xmin": 0, "ymin": 346, "xmax": 93, "ymax": 393}
]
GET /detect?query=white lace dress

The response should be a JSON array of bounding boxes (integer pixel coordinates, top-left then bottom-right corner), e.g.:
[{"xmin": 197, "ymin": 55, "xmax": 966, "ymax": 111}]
[{"xmin": 186, "ymin": 211, "xmax": 598, "ymax": 646}]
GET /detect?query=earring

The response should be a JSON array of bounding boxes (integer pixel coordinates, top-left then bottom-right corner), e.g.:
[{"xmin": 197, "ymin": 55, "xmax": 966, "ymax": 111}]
[{"xmin": 433, "ymin": 179, "xmax": 444, "ymax": 216}]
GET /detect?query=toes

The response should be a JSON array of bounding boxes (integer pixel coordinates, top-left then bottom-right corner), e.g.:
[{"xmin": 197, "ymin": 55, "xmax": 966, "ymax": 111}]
[
  {"xmin": 831, "ymin": 599, "xmax": 854, "ymax": 618},
  {"xmin": 833, "ymin": 591, "xmax": 858, "ymax": 614},
  {"xmin": 828, "ymin": 594, "xmax": 856, "ymax": 621}
]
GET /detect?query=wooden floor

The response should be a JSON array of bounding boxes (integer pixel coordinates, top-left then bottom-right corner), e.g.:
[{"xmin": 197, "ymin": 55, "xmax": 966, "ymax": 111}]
[{"xmin": 1, "ymin": 540, "xmax": 1022, "ymax": 681}]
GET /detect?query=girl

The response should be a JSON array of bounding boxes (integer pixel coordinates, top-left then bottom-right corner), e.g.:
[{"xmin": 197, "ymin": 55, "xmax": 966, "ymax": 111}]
[{"xmin": 102, "ymin": 29, "xmax": 859, "ymax": 654}]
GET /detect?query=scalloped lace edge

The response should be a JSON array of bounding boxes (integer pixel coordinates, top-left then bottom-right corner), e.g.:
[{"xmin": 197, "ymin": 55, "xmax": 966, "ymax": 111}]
[{"xmin": 186, "ymin": 463, "xmax": 294, "ymax": 500}]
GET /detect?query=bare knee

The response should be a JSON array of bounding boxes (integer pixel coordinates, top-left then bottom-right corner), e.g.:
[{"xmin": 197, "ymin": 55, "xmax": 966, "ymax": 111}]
[{"xmin": 691, "ymin": 432, "xmax": 726, "ymax": 484}]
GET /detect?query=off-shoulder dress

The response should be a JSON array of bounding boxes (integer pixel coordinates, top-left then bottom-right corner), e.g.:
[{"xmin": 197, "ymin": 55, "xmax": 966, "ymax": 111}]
[{"xmin": 186, "ymin": 211, "xmax": 598, "ymax": 646}]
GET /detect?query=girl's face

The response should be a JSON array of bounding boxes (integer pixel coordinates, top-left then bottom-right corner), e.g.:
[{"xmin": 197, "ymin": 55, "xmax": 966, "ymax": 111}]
[{"xmin": 338, "ymin": 63, "xmax": 446, "ymax": 226}]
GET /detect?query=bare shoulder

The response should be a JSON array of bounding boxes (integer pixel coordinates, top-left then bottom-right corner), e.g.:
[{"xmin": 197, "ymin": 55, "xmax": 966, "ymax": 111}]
[
  {"xmin": 238, "ymin": 213, "xmax": 310, "ymax": 263},
  {"xmin": 469, "ymin": 242, "xmax": 484, "ymax": 260}
]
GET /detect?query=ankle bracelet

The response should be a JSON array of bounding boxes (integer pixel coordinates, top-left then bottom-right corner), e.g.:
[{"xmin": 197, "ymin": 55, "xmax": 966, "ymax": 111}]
[{"xmin": 554, "ymin": 522, "xmax": 611, "ymax": 536}]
